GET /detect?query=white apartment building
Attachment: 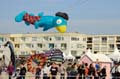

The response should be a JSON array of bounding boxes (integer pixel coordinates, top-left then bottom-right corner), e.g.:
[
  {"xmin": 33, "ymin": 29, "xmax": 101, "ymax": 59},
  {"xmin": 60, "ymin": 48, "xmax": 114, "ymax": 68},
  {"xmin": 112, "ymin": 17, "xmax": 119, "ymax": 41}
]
[
  {"xmin": 0, "ymin": 32, "xmax": 120, "ymax": 57},
  {"xmin": 87, "ymin": 34, "xmax": 120, "ymax": 55},
  {"xmin": 0, "ymin": 33, "xmax": 87, "ymax": 57}
]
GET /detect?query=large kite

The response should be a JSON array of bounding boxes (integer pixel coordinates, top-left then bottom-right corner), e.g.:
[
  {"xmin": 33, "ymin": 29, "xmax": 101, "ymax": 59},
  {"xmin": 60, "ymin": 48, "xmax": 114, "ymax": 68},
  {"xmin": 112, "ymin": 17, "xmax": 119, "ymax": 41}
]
[
  {"xmin": 4, "ymin": 41, "xmax": 16, "ymax": 70},
  {"xmin": 15, "ymin": 11, "xmax": 69, "ymax": 33}
]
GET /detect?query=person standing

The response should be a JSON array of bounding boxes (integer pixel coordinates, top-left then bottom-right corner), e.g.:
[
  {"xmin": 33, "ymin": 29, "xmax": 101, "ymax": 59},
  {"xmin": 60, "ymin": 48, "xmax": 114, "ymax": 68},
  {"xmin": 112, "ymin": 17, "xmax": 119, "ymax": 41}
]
[
  {"xmin": 100, "ymin": 66, "xmax": 106, "ymax": 79},
  {"xmin": 7, "ymin": 62, "xmax": 14, "ymax": 79},
  {"xmin": 88, "ymin": 63, "xmax": 95, "ymax": 79},
  {"xmin": 69, "ymin": 64, "xmax": 78, "ymax": 79},
  {"xmin": 35, "ymin": 65, "xmax": 41, "ymax": 79},
  {"xmin": 17, "ymin": 63, "xmax": 26, "ymax": 79},
  {"xmin": 84, "ymin": 63, "xmax": 89, "ymax": 79},
  {"xmin": 58, "ymin": 63, "xmax": 66, "ymax": 79},
  {"xmin": 66, "ymin": 63, "xmax": 72, "ymax": 79},
  {"xmin": 50, "ymin": 62, "xmax": 58, "ymax": 79},
  {"xmin": 42, "ymin": 63, "xmax": 51, "ymax": 79}
]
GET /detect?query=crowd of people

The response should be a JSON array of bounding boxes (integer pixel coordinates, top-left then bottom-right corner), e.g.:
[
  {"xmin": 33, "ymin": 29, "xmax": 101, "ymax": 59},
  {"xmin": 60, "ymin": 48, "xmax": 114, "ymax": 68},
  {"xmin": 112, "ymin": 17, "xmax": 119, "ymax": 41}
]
[{"xmin": 0, "ymin": 60, "xmax": 120, "ymax": 79}]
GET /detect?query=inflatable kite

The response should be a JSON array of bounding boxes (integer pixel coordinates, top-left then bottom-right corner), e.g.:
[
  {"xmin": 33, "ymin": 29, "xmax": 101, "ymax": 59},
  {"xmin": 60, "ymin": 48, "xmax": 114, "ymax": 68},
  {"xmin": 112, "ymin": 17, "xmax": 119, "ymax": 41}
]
[
  {"xmin": 4, "ymin": 41, "xmax": 16, "ymax": 71},
  {"xmin": 45, "ymin": 49, "xmax": 64, "ymax": 64},
  {"xmin": 15, "ymin": 11, "xmax": 69, "ymax": 33},
  {"xmin": 27, "ymin": 53, "xmax": 47, "ymax": 73}
]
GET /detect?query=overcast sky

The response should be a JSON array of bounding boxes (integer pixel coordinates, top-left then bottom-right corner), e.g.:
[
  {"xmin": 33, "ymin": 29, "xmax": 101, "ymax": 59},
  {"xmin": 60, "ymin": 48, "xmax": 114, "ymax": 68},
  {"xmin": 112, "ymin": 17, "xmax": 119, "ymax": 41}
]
[{"xmin": 0, "ymin": 0, "xmax": 120, "ymax": 34}]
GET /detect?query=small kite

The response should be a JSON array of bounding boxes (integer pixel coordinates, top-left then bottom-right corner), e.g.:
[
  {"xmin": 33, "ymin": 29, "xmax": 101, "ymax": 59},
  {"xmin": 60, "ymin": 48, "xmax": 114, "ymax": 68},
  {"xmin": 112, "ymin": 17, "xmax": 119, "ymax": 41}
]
[{"xmin": 15, "ymin": 11, "xmax": 69, "ymax": 33}]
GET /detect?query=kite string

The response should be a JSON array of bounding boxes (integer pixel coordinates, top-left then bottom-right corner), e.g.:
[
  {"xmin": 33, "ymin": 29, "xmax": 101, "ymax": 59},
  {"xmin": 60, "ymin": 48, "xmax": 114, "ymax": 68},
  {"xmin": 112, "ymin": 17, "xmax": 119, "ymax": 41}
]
[{"xmin": 61, "ymin": 0, "xmax": 89, "ymax": 12}]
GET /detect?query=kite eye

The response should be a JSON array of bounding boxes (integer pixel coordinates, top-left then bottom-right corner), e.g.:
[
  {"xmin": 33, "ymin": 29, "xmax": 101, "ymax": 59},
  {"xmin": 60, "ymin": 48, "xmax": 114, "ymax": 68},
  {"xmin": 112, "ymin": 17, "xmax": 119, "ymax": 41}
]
[{"xmin": 56, "ymin": 19, "xmax": 62, "ymax": 24}]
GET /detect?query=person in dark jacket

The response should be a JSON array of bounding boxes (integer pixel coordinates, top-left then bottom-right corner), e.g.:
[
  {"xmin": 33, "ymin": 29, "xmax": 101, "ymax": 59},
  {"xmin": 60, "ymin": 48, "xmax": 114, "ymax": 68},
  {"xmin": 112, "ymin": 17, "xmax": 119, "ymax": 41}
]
[
  {"xmin": 88, "ymin": 63, "xmax": 95, "ymax": 79},
  {"xmin": 70, "ymin": 64, "xmax": 78, "ymax": 79},
  {"xmin": 17, "ymin": 63, "xmax": 26, "ymax": 79},
  {"xmin": 50, "ymin": 62, "xmax": 58, "ymax": 79},
  {"xmin": 77, "ymin": 62, "xmax": 85, "ymax": 79},
  {"xmin": 35, "ymin": 65, "xmax": 42, "ymax": 79},
  {"xmin": 100, "ymin": 66, "xmax": 106, "ymax": 79}
]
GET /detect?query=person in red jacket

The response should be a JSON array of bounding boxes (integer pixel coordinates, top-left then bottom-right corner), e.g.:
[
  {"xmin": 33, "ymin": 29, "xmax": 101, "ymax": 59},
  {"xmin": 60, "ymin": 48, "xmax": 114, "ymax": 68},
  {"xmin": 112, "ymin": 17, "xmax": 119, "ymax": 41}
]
[{"xmin": 7, "ymin": 62, "xmax": 14, "ymax": 79}]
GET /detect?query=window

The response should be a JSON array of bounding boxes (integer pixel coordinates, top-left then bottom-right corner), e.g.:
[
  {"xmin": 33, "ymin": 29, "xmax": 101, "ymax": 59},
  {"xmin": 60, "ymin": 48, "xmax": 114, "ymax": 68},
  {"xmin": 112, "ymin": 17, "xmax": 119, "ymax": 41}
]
[
  {"xmin": 49, "ymin": 38, "xmax": 52, "ymax": 41},
  {"xmin": 87, "ymin": 37, "xmax": 92, "ymax": 43},
  {"xmin": 116, "ymin": 36, "xmax": 120, "ymax": 42},
  {"xmin": 44, "ymin": 36, "xmax": 49, "ymax": 41},
  {"xmin": 61, "ymin": 43, "xmax": 67, "ymax": 50},
  {"xmin": 109, "ymin": 44, "xmax": 114, "ymax": 49},
  {"xmin": 77, "ymin": 44, "xmax": 84, "ymax": 48},
  {"xmin": 26, "ymin": 44, "xmax": 31, "ymax": 48},
  {"xmin": 31, "ymin": 44, "xmax": 34, "ymax": 48},
  {"xmin": 32, "ymin": 37, "xmax": 37, "ymax": 41},
  {"xmin": 10, "ymin": 37, "xmax": 15, "ymax": 42},
  {"xmin": 49, "ymin": 43, "xmax": 54, "ymax": 49},
  {"xmin": 37, "ymin": 43, "xmax": 42, "ymax": 48},
  {"xmin": 15, "ymin": 44, "xmax": 20, "ymax": 48},
  {"xmin": 102, "ymin": 37, "xmax": 107, "ymax": 43},
  {"xmin": 55, "ymin": 36, "xmax": 63, "ymax": 41},
  {"xmin": 117, "ymin": 44, "xmax": 120, "ymax": 49},
  {"xmin": 101, "ymin": 44, "xmax": 107, "ymax": 51},
  {"xmin": 87, "ymin": 44, "xmax": 92, "ymax": 49},
  {"xmin": 94, "ymin": 44, "xmax": 99, "ymax": 50},
  {"xmin": 21, "ymin": 37, "xmax": 26, "ymax": 41},
  {"xmin": 71, "ymin": 37, "xmax": 79, "ymax": 41},
  {"xmin": 0, "ymin": 37, "xmax": 4, "ymax": 42},
  {"xmin": 83, "ymin": 38, "xmax": 86, "ymax": 41},
  {"xmin": 71, "ymin": 50, "xmax": 77, "ymax": 56}
]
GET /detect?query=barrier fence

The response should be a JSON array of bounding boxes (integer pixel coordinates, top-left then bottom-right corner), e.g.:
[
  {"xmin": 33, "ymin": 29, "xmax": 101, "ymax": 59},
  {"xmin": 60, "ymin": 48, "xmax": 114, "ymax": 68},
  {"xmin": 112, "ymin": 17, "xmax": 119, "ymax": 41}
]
[{"xmin": 0, "ymin": 74, "xmax": 120, "ymax": 79}]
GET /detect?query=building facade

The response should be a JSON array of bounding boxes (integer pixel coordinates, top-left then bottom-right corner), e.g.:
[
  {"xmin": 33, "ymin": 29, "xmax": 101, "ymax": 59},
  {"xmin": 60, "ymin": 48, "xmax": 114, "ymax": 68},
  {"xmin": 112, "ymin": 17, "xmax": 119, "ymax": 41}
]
[
  {"xmin": 0, "ymin": 33, "xmax": 87, "ymax": 57},
  {"xmin": 87, "ymin": 34, "xmax": 120, "ymax": 55},
  {"xmin": 0, "ymin": 32, "xmax": 120, "ymax": 56}
]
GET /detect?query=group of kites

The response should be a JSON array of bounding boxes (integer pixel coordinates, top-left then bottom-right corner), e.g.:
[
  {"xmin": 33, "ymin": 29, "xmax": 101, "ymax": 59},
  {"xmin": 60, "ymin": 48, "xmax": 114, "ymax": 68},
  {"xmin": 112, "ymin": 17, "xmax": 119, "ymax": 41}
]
[
  {"xmin": 27, "ymin": 49, "xmax": 64, "ymax": 73},
  {"xmin": 7, "ymin": 5, "xmax": 69, "ymax": 73},
  {"xmin": 4, "ymin": 41, "xmax": 65, "ymax": 73}
]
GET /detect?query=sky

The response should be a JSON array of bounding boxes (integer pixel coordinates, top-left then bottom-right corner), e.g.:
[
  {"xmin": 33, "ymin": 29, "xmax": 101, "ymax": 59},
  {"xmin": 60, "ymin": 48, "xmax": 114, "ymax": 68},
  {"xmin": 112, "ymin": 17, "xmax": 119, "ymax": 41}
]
[{"xmin": 0, "ymin": 0, "xmax": 120, "ymax": 34}]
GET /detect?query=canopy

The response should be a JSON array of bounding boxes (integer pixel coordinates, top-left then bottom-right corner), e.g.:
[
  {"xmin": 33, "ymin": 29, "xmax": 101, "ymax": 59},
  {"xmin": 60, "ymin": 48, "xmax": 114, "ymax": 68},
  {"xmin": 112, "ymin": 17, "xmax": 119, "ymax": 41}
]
[
  {"xmin": 108, "ymin": 48, "xmax": 120, "ymax": 62},
  {"xmin": 66, "ymin": 52, "xmax": 75, "ymax": 60},
  {"xmin": 80, "ymin": 49, "xmax": 112, "ymax": 63}
]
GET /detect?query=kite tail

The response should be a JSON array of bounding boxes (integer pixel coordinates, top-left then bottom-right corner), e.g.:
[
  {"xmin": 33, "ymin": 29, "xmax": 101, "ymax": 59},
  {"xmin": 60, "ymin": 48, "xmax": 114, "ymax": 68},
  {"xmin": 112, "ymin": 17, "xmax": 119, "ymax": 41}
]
[
  {"xmin": 23, "ymin": 13, "xmax": 40, "ymax": 25},
  {"xmin": 15, "ymin": 11, "xmax": 40, "ymax": 25}
]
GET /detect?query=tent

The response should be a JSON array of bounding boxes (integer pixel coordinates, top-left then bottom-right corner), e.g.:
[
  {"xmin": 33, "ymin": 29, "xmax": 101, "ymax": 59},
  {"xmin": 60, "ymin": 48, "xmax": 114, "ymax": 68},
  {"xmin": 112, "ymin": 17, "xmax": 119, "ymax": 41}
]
[
  {"xmin": 66, "ymin": 52, "xmax": 75, "ymax": 60},
  {"xmin": 79, "ymin": 49, "xmax": 112, "ymax": 79},
  {"xmin": 108, "ymin": 48, "xmax": 120, "ymax": 63}
]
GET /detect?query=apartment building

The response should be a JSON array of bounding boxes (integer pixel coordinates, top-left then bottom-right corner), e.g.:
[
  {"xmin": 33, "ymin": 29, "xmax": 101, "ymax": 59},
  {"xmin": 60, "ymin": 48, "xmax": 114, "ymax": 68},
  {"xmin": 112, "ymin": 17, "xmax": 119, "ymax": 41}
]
[
  {"xmin": 0, "ymin": 32, "xmax": 120, "ymax": 57},
  {"xmin": 0, "ymin": 33, "xmax": 87, "ymax": 57},
  {"xmin": 87, "ymin": 34, "xmax": 120, "ymax": 55}
]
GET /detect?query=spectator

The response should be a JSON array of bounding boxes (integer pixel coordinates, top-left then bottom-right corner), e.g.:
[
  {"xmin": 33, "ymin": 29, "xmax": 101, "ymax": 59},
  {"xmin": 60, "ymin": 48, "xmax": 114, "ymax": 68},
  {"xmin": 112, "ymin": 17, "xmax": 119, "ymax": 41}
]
[
  {"xmin": 35, "ymin": 65, "xmax": 42, "ymax": 79},
  {"xmin": 77, "ymin": 62, "xmax": 85, "ymax": 79},
  {"xmin": 111, "ymin": 64, "xmax": 120, "ymax": 79},
  {"xmin": 77, "ymin": 64, "xmax": 83, "ymax": 79},
  {"xmin": 50, "ymin": 62, "xmax": 58, "ymax": 79},
  {"xmin": 17, "ymin": 63, "xmax": 26, "ymax": 79},
  {"xmin": 58, "ymin": 63, "xmax": 66, "ymax": 79},
  {"xmin": 7, "ymin": 62, "xmax": 14, "ymax": 79},
  {"xmin": 69, "ymin": 63, "xmax": 78, "ymax": 79},
  {"xmin": 0, "ymin": 66, "xmax": 2, "ymax": 75},
  {"xmin": 66, "ymin": 63, "xmax": 72, "ymax": 79},
  {"xmin": 100, "ymin": 66, "xmax": 106, "ymax": 79},
  {"xmin": 84, "ymin": 63, "xmax": 89, "ymax": 79},
  {"xmin": 42, "ymin": 63, "xmax": 51, "ymax": 79},
  {"xmin": 88, "ymin": 63, "xmax": 95, "ymax": 79}
]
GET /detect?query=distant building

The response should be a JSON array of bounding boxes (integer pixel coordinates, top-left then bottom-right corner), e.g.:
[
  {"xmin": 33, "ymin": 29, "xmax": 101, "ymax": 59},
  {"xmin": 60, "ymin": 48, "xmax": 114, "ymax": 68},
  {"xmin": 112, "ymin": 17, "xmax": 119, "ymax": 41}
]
[
  {"xmin": 0, "ymin": 33, "xmax": 87, "ymax": 57},
  {"xmin": 0, "ymin": 32, "xmax": 120, "ymax": 56}
]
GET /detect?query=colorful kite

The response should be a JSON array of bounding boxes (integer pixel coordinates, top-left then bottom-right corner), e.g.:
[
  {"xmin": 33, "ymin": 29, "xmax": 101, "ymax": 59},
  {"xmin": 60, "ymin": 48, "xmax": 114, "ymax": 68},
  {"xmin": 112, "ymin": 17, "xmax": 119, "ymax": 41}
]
[
  {"xmin": 15, "ymin": 11, "xmax": 69, "ymax": 33},
  {"xmin": 4, "ymin": 41, "xmax": 16, "ymax": 71}
]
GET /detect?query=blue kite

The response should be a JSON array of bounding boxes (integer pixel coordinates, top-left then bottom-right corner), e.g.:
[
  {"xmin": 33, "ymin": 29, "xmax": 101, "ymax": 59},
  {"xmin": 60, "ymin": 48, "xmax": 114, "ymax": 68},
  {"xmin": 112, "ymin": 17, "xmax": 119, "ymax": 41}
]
[{"xmin": 15, "ymin": 11, "xmax": 69, "ymax": 33}]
